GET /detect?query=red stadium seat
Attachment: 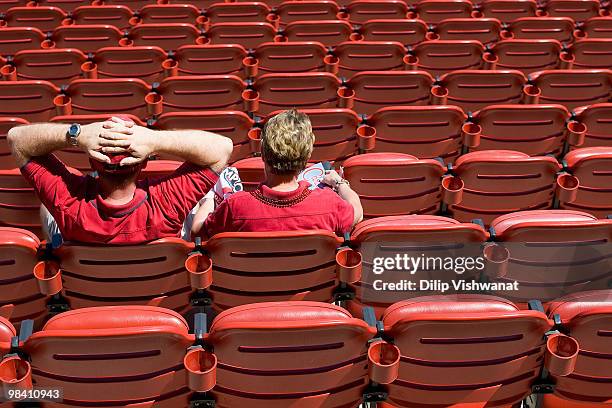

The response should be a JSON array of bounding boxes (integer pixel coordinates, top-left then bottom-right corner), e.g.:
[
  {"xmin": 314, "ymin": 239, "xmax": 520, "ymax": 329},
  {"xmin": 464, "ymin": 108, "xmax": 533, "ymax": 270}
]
[
  {"xmin": 447, "ymin": 150, "xmax": 562, "ymax": 225},
  {"xmin": 0, "ymin": 228, "xmax": 46, "ymax": 329},
  {"xmin": 342, "ymin": 152, "xmax": 446, "ymax": 217},
  {"xmin": 359, "ymin": 19, "xmax": 428, "ymax": 45},
  {"xmin": 433, "ymin": 18, "xmax": 502, "ymax": 45},
  {"xmin": 477, "ymin": 0, "xmax": 537, "ymax": 23},
  {"xmin": 468, "ymin": 104, "xmax": 571, "ymax": 156},
  {"xmin": 203, "ymin": 233, "xmax": 361, "ymax": 310},
  {"xmin": 93, "ymin": 0, "xmax": 152, "ymax": 12},
  {"xmin": 283, "ymin": 20, "xmax": 352, "ymax": 47},
  {"xmin": 542, "ymin": 0, "xmax": 601, "ymax": 22},
  {"xmin": 561, "ymin": 147, "xmax": 612, "ymax": 218},
  {"xmin": 573, "ymin": 103, "xmax": 612, "ymax": 148},
  {"xmin": 6, "ymin": 49, "xmax": 87, "ymax": 86},
  {"xmin": 207, "ymin": 22, "xmax": 276, "ymax": 49},
  {"xmin": 0, "ymin": 0, "xmax": 30, "ymax": 13},
  {"xmin": 247, "ymin": 72, "xmax": 342, "ymax": 115},
  {"xmin": 233, "ymin": 156, "xmax": 265, "ymax": 191},
  {"xmin": 0, "ymin": 27, "xmax": 45, "ymax": 56},
  {"xmin": 71, "ymin": 5, "xmax": 134, "ymax": 30},
  {"xmin": 249, "ymin": 41, "xmax": 328, "ymax": 75},
  {"xmin": 562, "ymin": 39, "xmax": 612, "ymax": 69},
  {"xmin": 88, "ymin": 46, "xmax": 168, "ymax": 83},
  {"xmin": 36, "ymin": 0, "xmax": 90, "ymax": 13},
  {"xmin": 207, "ymin": 301, "xmax": 376, "ymax": 406},
  {"xmin": 346, "ymin": 70, "xmax": 435, "ymax": 115},
  {"xmin": 59, "ymin": 78, "xmax": 153, "ymax": 119},
  {"xmin": 174, "ymin": 44, "xmax": 247, "ymax": 77},
  {"xmin": 274, "ymin": 0, "xmax": 341, "ymax": 26},
  {"xmin": 0, "ymin": 168, "xmax": 44, "ymax": 236},
  {"xmin": 581, "ymin": 16, "xmax": 612, "ymax": 39},
  {"xmin": 486, "ymin": 39, "xmax": 563, "ymax": 74},
  {"xmin": 345, "ymin": 0, "xmax": 409, "ymax": 24},
  {"xmin": 407, "ymin": 40, "xmax": 485, "ymax": 76},
  {"xmin": 267, "ymin": 108, "xmax": 360, "ymax": 161},
  {"xmin": 136, "ymin": 4, "xmax": 200, "ymax": 25},
  {"xmin": 361, "ymin": 105, "xmax": 467, "ymax": 161},
  {"xmin": 153, "ymin": 111, "xmax": 256, "ymax": 163},
  {"xmin": 0, "ymin": 117, "xmax": 26, "ymax": 169},
  {"xmin": 409, "ymin": 0, "xmax": 473, "ymax": 24},
  {"xmin": 167, "ymin": 0, "xmax": 216, "ymax": 9},
  {"xmin": 334, "ymin": 41, "xmax": 408, "ymax": 78},
  {"xmin": 0, "ymin": 80, "xmax": 60, "ymax": 122},
  {"xmin": 434, "ymin": 69, "xmax": 527, "ymax": 113},
  {"xmin": 487, "ymin": 211, "xmax": 612, "ymax": 303},
  {"xmin": 509, "ymin": 17, "xmax": 576, "ymax": 43},
  {"xmin": 205, "ymin": 2, "xmax": 271, "ymax": 24},
  {"xmin": 382, "ymin": 295, "xmax": 553, "ymax": 407},
  {"xmin": 49, "ymin": 25, "xmax": 123, "ymax": 54},
  {"xmin": 2, "ymin": 6, "xmax": 67, "ymax": 31},
  {"xmin": 544, "ymin": 290, "xmax": 612, "ymax": 406},
  {"xmin": 128, "ymin": 23, "xmax": 204, "ymax": 50},
  {"xmin": 0, "ymin": 316, "xmax": 14, "ymax": 354},
  {"xmin": 527, "ymin": 69, "xmax": 612, "ymax": 110},
  {"xmin": 154, "ymin": 75, "xmax": 246, "ymax": 114},
  {"xmin": 138, "ymin": 159, "xmax": 182, "ymax": 178},
  {"xmin": 347, "ymin": 216, "xmax": 489, "ymax": 318}
]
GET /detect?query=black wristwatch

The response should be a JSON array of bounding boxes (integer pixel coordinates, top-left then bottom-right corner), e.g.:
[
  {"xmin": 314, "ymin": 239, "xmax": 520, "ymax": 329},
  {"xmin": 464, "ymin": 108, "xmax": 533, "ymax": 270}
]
[{"xmin": 67, "ymin": 123, "xmax": 81, "ymax": 146}]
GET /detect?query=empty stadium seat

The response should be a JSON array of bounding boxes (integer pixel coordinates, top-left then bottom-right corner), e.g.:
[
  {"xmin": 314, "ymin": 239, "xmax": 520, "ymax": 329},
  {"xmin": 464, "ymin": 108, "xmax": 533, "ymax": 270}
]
[
  {"xmin": 207, "ymin": 22, "xmax": 277, "ymax": 48},
  {"xmin": 92, "ymin": 0, "xmax": 151, "ymax": 12},
  {"xmin": 334, "ymin": 41, "xmax": 408, "ymax": 78},
  {"xmin": 509, "ymin": 17, "xmax": 576, "ymax": 43},
  {"xmin": 358, "ymin": 19, "xmax": 428, "ymax": 45},
  {"xmin": 4, "ymin": 48, "xmax": 87, "ymax": 86},
  {"xmin": 560, "ymin": 147, "xmax": 612, "ymax": 218},
  {"xmin": 0, "ymin": 316, "xmax": 14, "ymax": 354},
  {"xmin": 0, "ymin": 0, "xmax": 30, "ymax": 13},
  {"xmin": 562, "ymin": 39, "xmax": 612, "ymax": 69},
  {"xmin": 137, "ymin": 4, "xmax": 200, "ymax": 25},
  {"xmin": 153, "ymin": 110, "xmax": 256, "ymax": 163},
  {"xmin": 382, "ymin": 295, "xmax": 555, "ymax": 407},
  {"xmin": 36, "ymin": 0, "xmax": 89, "ymax": 13},
  {"xmin": 544, "ymin": 290, "xmax": 612, "ymax": 406},
  {"xmin": 47, "ymin": 25, "xmax": 123, "ymax": 54},
  {"xmin": 433, "ymin": 18, "xmax": 502, "ymax": 45},
  {"xmin": 346, "ymin": 70, "xmax": 435, "ymax": 115},
  {"xmin": 247, "ymin": 72, "xmax": 342, "ymax": 115},
  {"xmin": 0, "ymin": 117, "xmax": 25, "ymax": 169},
  {"xmin": 361, "ymin": 105, "xmax": 467, "ymax": 161},
  {"xmin": 345, "ymin": 0, "xmax": 409, "ymax": 24},
  {"xmin": 486, "ymin": 39, "xmax": 563, "ymax": 74},
  {"xmin": 0, "ymin": 80, "xmax": 60, "ymax": 122},
  {"xmin": 153, "ymin": 75, "xmax": 246, "ymax": 113},
  {"xmin": 283, "ymin": 20, "xmax": 352, "ymax": 46},
  {"xmin": 409, "ymin": 0, "xmax": 473, "ymax": 24},
  {"xmin": 0, "ymin": 168, "xmax": 44, "ymax": 236},
  {"xmin": 233, "ymin": 156, "xmax": 265, "ymax": 191},
  {"xmin": 248, "ymin": 41, "xmax": 328, "ymax": 75},
  {"xmin": 526, "ymin": 69, "xmax": 612, "ymax": 110},
  {"xmin": 205, "ymin": 2, "xmax": 272, "ymax": 24},
  {"xmin": 446, "ymin": 150, "xmax": 562, "ymax": 225},
  {"xmin": 406, "ymin": 40, "xmax": 485, "ymax": 76},
  {"xmin": 486, "ymin": 210, "xmax": 612, "ymax": 303},
  {"xmin": 468, "ymin": 104, "xmax": 572, "ymax": 156},
  {"xmin": 274, "ymin": 0, "xmax": 341, "ymax": 25},
  {"xmin": 541, "ymin": 0, "xmax": 602, "ymax": 22},
  {"xmin": 2, "ymin": 6, "xmax": 67, "ymax": 31},
  {"xmin": 87, "ymin": 46, "xmax": 168, "ymax": 83},
  {"xmin": 174, "ymin": 44, "xmax": 247, "ymax": 77},
  {"xmin": 434, "ymin": 69, "xmax": 527, "ymax": 112},
  {"xmin": 343, "ymin": 152, "xmax": 446, "ymax": 217},
  {"xmin": 347, "ymin": 216, "xmax": 489, "ymax": 317},
  {"xmin": 581, "ymin": 16, "xmax": 612, "ymax": 39},
  {"xmin": 127, "ymin": 23, "xmax": 204, "ymax": 50},
  {"xmin": 477, "ymin": 0, "xmax": 537, "ymax": 23},
  {"xmin": 0, "ymin": 227, "xmax": 46, "ymax": 329},
  {"xmin": 0, "ymin": 27, "xmax": 45, "ymax": 56},
  {"xmin": 573, "ymin": 103, "xmax": 612, "ymax": 148},
  {"xmin": 71, "ymin": 5, "xmax": 134, "ymax": 30}
]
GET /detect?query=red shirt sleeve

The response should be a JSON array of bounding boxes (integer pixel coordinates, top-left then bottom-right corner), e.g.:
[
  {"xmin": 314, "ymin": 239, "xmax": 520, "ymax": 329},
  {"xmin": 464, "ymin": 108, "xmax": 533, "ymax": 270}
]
[
  {"xmin": 201, "ymin": 198, "xmax": 233, "ymax": 238},
  {"xmin": 334, "ymin": 195, "xmax": 355, "ymax": 236},
  {"xmin": 148, "ymin": 163, "xmax": 219, "ymax": 230}
]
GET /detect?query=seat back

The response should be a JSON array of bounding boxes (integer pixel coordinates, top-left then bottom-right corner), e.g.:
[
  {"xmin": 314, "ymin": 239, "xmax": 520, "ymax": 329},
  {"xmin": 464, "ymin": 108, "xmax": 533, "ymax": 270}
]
[
  {"xmin": 411, "ymin": 40, "xmax": 485, "ymax": 77},
  {"xmin": 12, "ymin": 49, "xmax": 87, "ymax": 86},
  {"xmin": 206, "ymin": 2, "xmax": 271, "ymax": 23},
  {"xmin": 470, "ymin": 104, "xmax": 570, "ymax": 156},
  {"xmin": 275, "ymin": 0, "xmax": 340, "ymax": 25},
  {"xmin": 449, "ymin": 150, "xmax": 561, "ymax": 225},
  {"xmin": 383, "ymin": 295, "xmax": 552, "ymax": 407},
  {"xmin": 71, "ymin": 5, "xmax": 134, "ymax": 30},
  {"xmin": 129, "ymin": 23, "xmax": 202, "ymax": 50},
  {"xmin": 52, "ymin": 25, "xmax": 123, "ymax": 54},
  {"xmin": 4, "ymin": 6, "xmax": 66, "ymax": 31},
  {"xmin": 544, "ymin": 0, "xmax": 601, "ymax": 21},
  {"xmin": 37, "ymin": 0, "xmax": 91, "ymax": 13},
  {"xmin": 0, "ymin": 0, "xmax": 30, "ymax": 13},
  {"xmin": 253, "ymin": 41, "xmax": 327, "ymax": 74},
  {"xmin": 0, "ymin": 27, "xmax": 45, "ymax": 58},
  {"xmin": 435, "ymin": 18, "xmax": 502, "ymax": 45},
  {"xmin": 0, "ymin": 316, "xmax": 15, "ymax": 355},
  {"xmin": 530, "ymin": 69, "xmax": 612, "ymax": 110},
  {"xmin": 156, "ymin": 75, "xmax": 245, "ymax": 113},
  {"xmin": 568, "ymin": 39, "xmax": 612, "ymax": 69},
  {"xmin": 509, "ymin": 17, "xmax": 575, "ymax": 43},
  {"xmin": 414, "ymin": 0, "xmax": 473, "ymax": 23},
  {"xmin": 479, "ymin": 0, "xmax": 537, "ymax": 22},
  {"xmin": 573, "ymin": 103, "xmax": 612, "ymax": 148},
  {"xmin": 98, "ymin": 0, "xmax": 158, "ymax": 12},
  {"xmin": 23, "ymin": 306, "xmax": 194, "ymax": 406},
  {"xmin": 207, "ymin": 22, "xmax": 276, "ymax": 49},
  {"xmin": 0, "ymin": 80, "xmax": 59, "ymax": 122},
  {"xmin": 582, "ymin": 16, "xmax": 612, "ymax": 39},
  {"xmin": 346, "ymin": 0, "xmax": 408, "ymax": 24},
  {"xmin": 138, "ymin": 4, "xmax": 200, "ymax": 24},
  {"xmin": 360, "ymin": 19, "xmax": 428, "ymax": 45},
  {"xmin": 233, "ymin": 157, "xmax": 264, "ymax": 191},
  {"xmin": 174, "ymin": 44, "xmax": 247, "ymax": 77},
  {"xmin": 343, "ymin": 152, "xmax": 446, "ymax": 218},
  {"xmin": 0, "ymin": 117, "xmax": 27, "ymax": 170},
  {"xmin": 283, "ymin": 20, "xmax": 352, "ymax": 47},
  {"xmin": 93, "ymin": 46, "xmax": 168, "ymax": 83},
  {"xmin": 491, "ymin": 39, "xmax": 562, "ymax": 74},
  {"xmin": 335, "ymin": 41, "xmax": 407, "ymax": 78},
  {"xmin": 208, "ymin": 301, "xmax": 374, "ymax": 407},
  {"xmin": 0, "ymin": 168, "xmax": 43, "ymax": 237}
]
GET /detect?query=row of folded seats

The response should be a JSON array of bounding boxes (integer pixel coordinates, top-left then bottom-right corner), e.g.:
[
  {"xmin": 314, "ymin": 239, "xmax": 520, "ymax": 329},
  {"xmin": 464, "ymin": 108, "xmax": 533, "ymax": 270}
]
[
  {"xmin": 0, "ymin": 208, "xmax": 610, "ymax": 327},
  {"xmin": 0, "ymin": 294, "xmax": 610, "ymax": 407},
  {"xmin": 1, "ymin": 17, "xmax": 611, "ymax": 56}
]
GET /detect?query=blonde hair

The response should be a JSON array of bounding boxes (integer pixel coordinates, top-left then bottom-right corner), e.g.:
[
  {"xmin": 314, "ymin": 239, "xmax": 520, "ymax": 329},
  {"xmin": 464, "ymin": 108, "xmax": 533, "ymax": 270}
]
[{"xmin": 261, "ymin": 109, "xmax": 315, "ymax": 175}]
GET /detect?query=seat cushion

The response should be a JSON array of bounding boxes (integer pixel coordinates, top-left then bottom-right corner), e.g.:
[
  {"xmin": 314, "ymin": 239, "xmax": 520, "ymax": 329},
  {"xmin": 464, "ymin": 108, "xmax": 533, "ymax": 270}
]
[{"xmin": 547, "ymin": 289, "xmax": 612, "ymax": 322}]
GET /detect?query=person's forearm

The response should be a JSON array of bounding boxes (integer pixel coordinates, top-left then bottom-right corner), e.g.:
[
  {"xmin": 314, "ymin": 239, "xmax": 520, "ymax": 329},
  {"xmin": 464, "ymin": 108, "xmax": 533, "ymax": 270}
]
[
  {"xmin": 8, "ymin": 124, "xmax": 71, "ymax": 167},
  {"xmin": 152, "ymin": 129, "xmax": 233, "ymax": 173},
  {"xmin": 191, "ymin": 196, "xmax": 215, "ymax": 237},
  {"xmin": 337, "ymin": 184, "xmax": 364, "ymax": 226}
]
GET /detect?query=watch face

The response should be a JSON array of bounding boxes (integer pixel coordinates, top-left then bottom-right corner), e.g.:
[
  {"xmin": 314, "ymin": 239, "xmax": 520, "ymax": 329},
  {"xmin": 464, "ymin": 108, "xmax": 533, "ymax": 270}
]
[{"xmin": 69, "ymin": 124, "xmax": 79, "ymax": 136}]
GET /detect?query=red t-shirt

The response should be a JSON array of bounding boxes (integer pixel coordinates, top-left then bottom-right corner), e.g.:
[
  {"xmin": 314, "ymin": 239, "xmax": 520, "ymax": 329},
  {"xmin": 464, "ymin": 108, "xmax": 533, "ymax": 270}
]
[
  {"xmin": 201, "ymin": 181, "xmax": 354, "ymax": 237},
  {"xmin": 21, "ymin": 154, "xmax": 218, "ymax": 244}
]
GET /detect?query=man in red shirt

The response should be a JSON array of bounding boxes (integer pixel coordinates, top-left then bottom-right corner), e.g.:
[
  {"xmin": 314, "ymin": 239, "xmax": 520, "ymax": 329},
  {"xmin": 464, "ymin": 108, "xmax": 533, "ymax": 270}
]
[
  {"xmin": 193, "ymin": 109, "xmax": 363, "ymax": 238},
  {"xmin": 8, "ymin": 116, "xmax": 233, "ymax": 244}
]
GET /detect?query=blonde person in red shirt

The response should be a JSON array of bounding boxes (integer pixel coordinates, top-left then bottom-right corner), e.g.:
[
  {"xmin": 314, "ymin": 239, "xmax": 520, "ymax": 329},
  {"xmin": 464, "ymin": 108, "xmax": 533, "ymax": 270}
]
[{"xmin": 192, "ymin": 109, "xmax": 363, "ymax": 238}]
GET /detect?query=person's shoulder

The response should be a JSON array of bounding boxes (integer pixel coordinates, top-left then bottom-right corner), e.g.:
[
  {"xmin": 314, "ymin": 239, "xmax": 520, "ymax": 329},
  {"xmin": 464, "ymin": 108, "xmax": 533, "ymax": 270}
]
[{"xmin": 225, "ymin": 190, "xmax": 253, "ymax": 205}]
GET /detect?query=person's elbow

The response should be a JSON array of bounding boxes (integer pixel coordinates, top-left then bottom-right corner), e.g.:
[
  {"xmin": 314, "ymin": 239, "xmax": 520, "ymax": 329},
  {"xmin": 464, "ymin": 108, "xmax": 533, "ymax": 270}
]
[
  {"xmin": 211, "ymin": 136, "xmax": 233, "ymax": 173},
  {"xmin": 352, "ymin": 205, "xmax": 364, "ymax": 226},
  {"xmin": 7, "ymin": 126, "xmax": 21, "ymax": 150}
]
